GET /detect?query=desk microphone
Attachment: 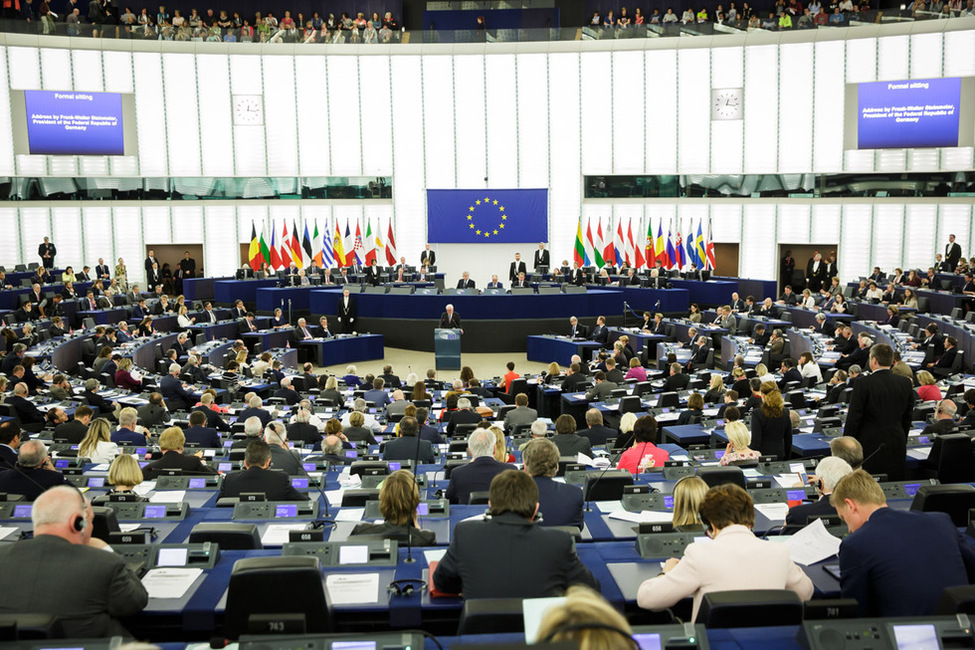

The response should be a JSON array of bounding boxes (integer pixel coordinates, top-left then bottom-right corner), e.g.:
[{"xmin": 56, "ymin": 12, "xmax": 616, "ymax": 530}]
[
  {"xmin": 404, "ymin": 431, "xmax": 424, "ymax": 565},
  {"xmin": 295, "ymin": 449, "xmax": 333, "ymax": 525},
  {"xmin": 852, "ymin": 442, "xmax": 885, "ymax": 471},
  {"xmin": 584, "ymin": 444, "xmax": 629, "ymax": 513}
]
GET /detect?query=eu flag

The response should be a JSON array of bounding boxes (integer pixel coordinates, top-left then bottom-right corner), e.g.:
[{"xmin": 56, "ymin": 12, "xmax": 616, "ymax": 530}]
[{"xmin": 426, "ymin": 189, "xmax": 548, "ymax": 244}]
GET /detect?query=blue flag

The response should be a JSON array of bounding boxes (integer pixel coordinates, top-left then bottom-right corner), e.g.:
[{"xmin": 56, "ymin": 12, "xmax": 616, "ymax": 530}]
[{"xmin": 427, "ymin": 189, "xmax": 548, "ymax": 244}]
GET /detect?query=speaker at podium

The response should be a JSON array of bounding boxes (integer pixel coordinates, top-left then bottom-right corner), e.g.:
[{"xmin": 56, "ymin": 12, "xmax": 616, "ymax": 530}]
[{"xmin": 435, "ymin": 328, "xmax": 461, "ymax": 371}]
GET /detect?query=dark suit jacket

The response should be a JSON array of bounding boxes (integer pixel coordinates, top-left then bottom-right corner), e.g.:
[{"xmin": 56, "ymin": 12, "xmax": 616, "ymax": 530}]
[
  {"xmin": 0, "ymin": 465, "xmax": 68, "ymax": 500},
  {"xmin": 590, "ymin": 324, "xmax": 608, "ymax": 345},
  {"xmin": 553, "ymin": 433, "xmax": 592, "ymax": 457},
  {"xmin": 159, "ymin": 374, "xmax": 193, "ymax": 411},
  {"xmin": 273, "ymin": 388, "xmax": 300, "ymax": 406},
  {"xmin": 534, "ymin": 476, "xmax": 584, "ymax": 529},
  {"xmin": 218, "ymin": 466, "xmax": 308, "ymax": 501},
  {"xmin": 751, "ymin": 409, "xmax": 793, "ymax": 460},
  {"xmin": 0, "ymin": 444, "xmax": 17, "ymax": 468},
  {"xmin": 183, "ymin": 425, "xmax": 221, "ymax": 447},
  {"xmin": 238, "ymin": 407, "xmax": 272, "ymax": 427},
  {"xmin": 343, "ymin": 426, "xmax": 378, "ymax": 445},
  {"xmin": 269, "ymin": 445, "xmax": 304, "ymax": 475},
  {"xmin": 785, "ymin": 495, "xmax": 836, "ymax": 526},
  {"xmin": 920, "ymin": 418, "xmax": 956, "ymax": 438},
  {"xmin": 534, "ymin": 249, "xmax": 550, "ymax": 269},
  {"xmin": 383, "ymin": 435, "xmax": 435, "ymax": 464},
  {"xmin": 420, "ymin": 250, "xmax": 436, "ymax": 267},
  {"xmin": 445, "ymin": 456, "xmax": 510, "ymax": 505},
  {"xmin": 0, "ymin": 534, "xmax": 148, "ymax": 637},
  {"xmin": 843, "ymin": 369, "xmax": 913, "ymax": 480},
  {"xmin": 287, "ymin": 422, "xmax": 322, "ymax": 447},
  {"xmin": 111, "ymin": 429, "xmax": 146, "ymax": 446},
  {"xmin": 778, "ymin": 368, "xmax": 803, "ymax": 389},
  {"xmin": 934, "ymin": 347, "xmax": 958, "ymax": 369},
  {"xmin": 662, "ymin": 373, "xmax": 690, "ymax": 393},
  {"xmin": 419, "ymin": 424, "xmax": 445, "ymax": 445},
  {"xmin": 560, "ymin": 372, "xmax": 588, "ymax": 393},
  {"xmin": 439, "ymin": 312, "xmax": 461, "ymax": 328},
  {"xmin": 363, "ymin": 388, "xmax": 390, "ymax": 408},
  {"xmin": 337, "ymin": 296, "xmax": 356, "ymax": 324},
  {"xmin": 350, "ymin": 521, "xmax": 437, "ymax": 546},
  {"xmin": 834, "ymin": 345, "xmax": 868, "ymax": 371},
  {"xmin": 192, "ymin": 405, "xmax": 229, "ymax": 432},
  {"xmin": 456, "ymin": 279, "xmax": 476, "ymax": 289},
  {"xmin": 579, "ymin": 425, "xmax": 616, "ymax": 447},
  {"xmin": 446, "ymin": 408, "xmax": 482, "ymax": 436},
  {"xmin": 839, "ymin": 508, "xmax": 975, "ymax": 617},
  {"xmin": 508, "ymin": 260, "xmax": 527, "ymax": 282},
  {"xmin": 141, "ymin": 450, "xmax": 217, "ymax": 480},
  {"xmin": 7, "ymin": 395, "xmax": 45, "ymax": 424},
  {"xmin": 687, "ymin": 345, "xmax": 709, "ymax": 367},
  {"xmin": 137, "ymin": 403, "xmax": 169, "ymax": 427},
  {"xmin": 433, "ymin": 511, "xmax": 598, "ymax": 598}
]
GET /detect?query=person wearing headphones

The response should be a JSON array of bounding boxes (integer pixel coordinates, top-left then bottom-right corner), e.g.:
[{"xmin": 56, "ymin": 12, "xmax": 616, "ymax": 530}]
[
  {"xmin": 920, "ymin": 399, "xmax": 957, "ymax": 438},
  {"xmin": 265, "ymin": 421, "xmax": 303, "ymax": 475},
  {"xmin": 536, "ymin": 585, "xmax": 635, "ymax": 650},
  {"xmin": 637, "ymin": 483, "xmax": 813, "ymax": 621},
  {"xmin": 218, "ymin": 440, "xmax": 308, "ymax": 501},
  {"xmin": 0, "ymin": 439, "xmax": 68, "ymax": 500},
  {"xmin": 784, "ymin": 456, "xmax": 853, "ymax": 526},
  {"xmin": 350, "ymin": 469, "xmax": 437, "ymax": 546},
  {"xmin": 0, "ymin": 485, "xmax": 148, "ymax": 637}
]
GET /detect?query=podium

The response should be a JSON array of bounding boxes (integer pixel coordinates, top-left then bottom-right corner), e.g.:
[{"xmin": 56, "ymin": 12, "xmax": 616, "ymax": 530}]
[{"xmin": 434, "ymin": 328, "xmax": 462, "ymax": 370}]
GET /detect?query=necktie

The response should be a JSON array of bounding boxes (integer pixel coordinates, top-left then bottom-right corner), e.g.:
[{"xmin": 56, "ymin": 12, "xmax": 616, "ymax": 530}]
[
  {"xmin": 303, "ymin": 328, "xmax": 310, "ymax": 339},
  {"xmin": 90, "ymin": 299, "xmax": 95, "ymax": 310}
]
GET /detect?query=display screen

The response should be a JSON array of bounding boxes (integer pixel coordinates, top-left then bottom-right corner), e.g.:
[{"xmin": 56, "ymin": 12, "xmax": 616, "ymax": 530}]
[
  {"xmin": 218, "ymin": 462, "xmax": 232, "ymax": 472},
  {"xmin": 903, "ymin": 483, "xmax": 921, "ymax": 497},
  {"xmin": 338, "ymin": 545, "xmax": 369, "ymax": 565},
  {"xmin": 633, "ymin": 633, "xmax": 663, "ymax": 650},
  {"xmin": 13, "ymin": 505, "xmax": 32, "ymax": 518},
  {"xmin": 55, "ymin": 459, "xmax": 70, "ymax": 468},
  {"xmin": 87, "ymin": 477, "xmax": 105, "ymax": 488},
  {"xmin": 188, "ymin": 478, "xmax": 206, "ymax": 489},
  {"xmin": 892, "ymin": 624, "xmax": 940, "ymax": 650},
  {"xmin": 331, "ymin": 642, "xmax": 376, "ymax": 650},
  {"xmin": 346, "ymin": 450, "xmax": 358, "ymax": 458},
  {"xmin": 303, "ymin": 463, "xmax": 316, "ymax": 472},
  {"xmin": 663, "ymin": 495, "xmax": 674, "ymax": 509},
  {"xmin": 856, "ymin": 78, "xmax": 963, "ymax": 149},
  {"xmin": 24, "ymin": 90, "xmax": 125, "ymax": 155},
  {"xmin": 417, "ymin": 502, "xmax": 429, "ymax": 516},
  {"xmin": 291, "ymin": 478, "xmax": 309, "ymax": 489},
  {"xmin": 787, "ymin": 490, "xmax": 806, "ymax": 502},
  {"xmin": 275, "ymin": 504, "xmax": 298, "ymax": 517},
  {"xmin": 144, "ymin": 505, "xmax": 166, "ymax": 519},
  {"xmin": 156, "ymin": 547, "xmax": 188, "ymax": 567},
  {"xmin": 388, "ymin": 462, "xmax": 401, "ymax": 471}
]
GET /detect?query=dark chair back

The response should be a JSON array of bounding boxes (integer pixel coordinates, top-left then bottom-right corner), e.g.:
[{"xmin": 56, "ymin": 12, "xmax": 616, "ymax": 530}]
[
  {"xmin": 457, "ymin": 598, "xmax": 525, "ymax": 635},
  {"xmin": 189, "ymin": 522, "xmax": 262, "ymax": 549},
  {"xmin": 696, "ymin": 466, "xmax": 746, "ymax": 490},
  {"xmin": 910, "ymin": 483, "xmax": 975, "ymax": 526},
  {"xmin": 698, "ymin": 590, "xmax": 803, "ymax": 628}
]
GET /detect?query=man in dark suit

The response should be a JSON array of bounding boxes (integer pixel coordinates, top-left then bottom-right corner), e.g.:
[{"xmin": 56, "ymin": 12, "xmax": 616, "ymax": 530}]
[
  {"xmin": 183, "ymin": 410, "xmax": 221, "ymax": 447},
  {"xmin": 523, "ymin": 438, "xmax": 583, "ymax": 529},
  {"xmin": 439, "ymin": 304, "xmax": 461, "ymax": 329},
  {"xmin": 337, "ymin": 288, "xmax": 356, "ymax": 334},
  {"xmin": 834, "ymin": 333, "xmax": 871, "ymax": 372},
  {"xmin": 927, "ymin": 335, "xmax": 958, "ymax": 376},
  {"xmin": 181, "ymin": 355, "xmax": 209, "ymax": 384},
  {"xmin": 533, "ymin": 243, "xmax": 550, "ymax": 270},
  {"xmin": 784, "ymin": 456, "xmax": 852, "ymax": 526},
  {"xmin": 364, "ymin": 260, "xmax": 383, "ymax": 286},
  {"xmin": 510, "ymin": 272, "xmax": 529, "ymax": 289},
  {"xmin": 662, "ymin": 363, "xmax": 690, "ymax": 393},
  {"xmin": 503, "ymin": 393, "xmax": 537, "ymax": 429},
  {"xmin": 685, "ymin": 336, "xmax": 710, "ymax": 370},
  {"xmin": 456, "ymin": 271, "xmax": 476, "ymax": 290},
  {"xmin": 190, "ymin": 395, "xmax": 228, "ymax": 433},
  {"xmin": 160, "ymin": 363, "xmax": 194, "ymax": 412},
  {"xmin": 445, "ymin": 429, "xmax": 510, "ymax": 505},
  {"xmin": 832, "ymin": 469, "xmax": 975, "ymax": 616},
  {"xmin": 416, "ymin": 408, "xmax": 445, "ymax": 445},
  {"xmin": 37, "ymin": 236, "xmax": 56, "ymax": 268},
  {"xmin": 584, "ymin": 371, "xmax": 617, "ymax": 403},
  {"xmin": 434, "ymin": 469, "xmax": 598, "ymax": 598},
  {"xmin": 485, "ymin": 274, "xmax": 504, "ymax": 290},
  {"xmin": 560, "ymin": 363, "xmax": 588, "ymax": 393},
  {"xmin": 805, "ymin": 252, "xmax": 827, "ymax": 292},
  {"xmin": 0, "ymin": 440, "xmax": 68, "ymax": 500},
  {"xmin": 7, "ymin": 382, "xmax": 46, "ymax": 431},
  {"xmin": 137, "ymin": 392, "xmax": 170, "ymax": 428},
  {"xmin": 53, "ymin": 405, "xmax": 93, "ymax": 444},
  {"xmin": 508, "ymin": 253, "xmax": 527, "ymax": 283},
  {"xmin": 570, "ymin": 263, "xmax": 586, "ymax": 286},
  {"xmin": 578, "ymin": 409, "xmax": 617, "ymax": 447},
  {"xmin": 273, "ymin": 378, "xmax": 301, "ymax": 406},
  {"xmin": 111, "ymin": 407, "xmax": 150, "ymax": 446},
  {"xmin": 263, "ymin": 422, "xmax": 303, "ymax": 475},
  {"xmin": 420, "ymin": 244, "xmax": 436, "ymax": 268},
  {"xmin": 777, "ymin": 358, "xmax": 803, "ymax": 389},
  {"xmin": 552, "ymin": 414, "xmax": 593, "ymax": 457},
  {"xmin": 589, "ymin": 315, "xmax": 609, "ymax": 346},
  {"xmin": 362, "ymin": 377, "xmax": 390, "ymax": 408},
  {"xmin": 945, "ymin": 234, "xmax": 962, "ymax": 270},
  {"xmin": 94, "ymin": 258, "xmax": 111, "ymax": 281},
  {"xmin": 920, "ymin": 399, "xmax": 957, "ymax": 438},
  {"xmin": 142, "ymin": 428, "xmax": 217, "ymax": 480},
  {"xmin": 568, "ymin": 316, "xmax": 588, "ymax": 339},
  {"xmin": 812, "ymin": 313, "xmax": 836, "ymax": 338},
  {"xmin": 144, "ymin": 249, "xmax": 159, "ymax": 275},
  {"xmin": 239, "ymin": 395, "xmax": 273, "ymax": 427},
  {"xmin": 446, "ymin": 397, "xmax": 482, "ymax": 436},
  {"xmin": 843, "ymin": 344, "xmax": 914, "ymax": 481},
  {"xmin": 0, "ymin": 422, "xmax": 20, "ymax": 468},
  {"xmin": 383, "ymin": 416, "xmax": 435, "ymax": 464},
  {"xmin": 729, "ymin": 292, "xmax": 746, "ymax": 312},
  {"xmin": 378, "ymin": 365, "xmax": 401, "ymax": 389},
  {"xmin": 218, "ymin": 440, "xmax": 308, "ymax": 500},
  {"xmin": 237, "ymin": 312, "xmax": 258, "ymax": 334},
  {"xmin": 0, "ymin": 485, "xmax": 148, "ymax": 636}
]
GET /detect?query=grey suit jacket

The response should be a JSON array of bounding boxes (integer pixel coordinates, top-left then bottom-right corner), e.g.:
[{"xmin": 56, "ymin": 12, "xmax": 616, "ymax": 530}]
[
  {"xmin": 269, "ymin": 444, "xmax": 304, "ymax": 475},
  {"xmin": 0, "ymin": 535, "xmax": 148, "ymax": 637},
  {"xmin": 504, "ymin": 406, "xmax": 538, "ymax": 427},
  {"xmin": 585, "ymin": 380, "xmax": 618, "ymax": 402}
]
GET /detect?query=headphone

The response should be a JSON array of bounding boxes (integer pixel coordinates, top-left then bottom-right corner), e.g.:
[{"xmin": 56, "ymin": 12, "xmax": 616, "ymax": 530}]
[
  {"xmin": 538, "ymin": 622, "xmax": 639, "ymax": 648},
  {"xmin": 70, "ymin": 485, "xmax": 88, "ymax": 533},
  {"xmin": 388, "ymin": 578, "xmax": 426, "ymax": 598}
]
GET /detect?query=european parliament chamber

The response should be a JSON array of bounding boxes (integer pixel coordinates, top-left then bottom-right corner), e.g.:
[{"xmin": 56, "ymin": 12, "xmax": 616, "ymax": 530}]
[{"xmin": 0, "ymin": 4, "xmax": 974, "ymax": 650}]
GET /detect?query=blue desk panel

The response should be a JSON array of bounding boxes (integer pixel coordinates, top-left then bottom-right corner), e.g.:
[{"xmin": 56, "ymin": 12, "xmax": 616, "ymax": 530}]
[
  {"xmin": 668, "ymin": 279, "xmax": 738, "ymax": 306},
  {"xmin": 526, "ymin": 335, "xmax": 602, "ymax": 366},
  {"xmin": 619, "ymin": 287, "xmax": 690, "ymax": 313},
  {"xmin": 299, "ymin": 334, "xmax": 385, "ymax": 367},
  {"xmin": 256, "ymin": 286, "xmax": 318, "ymax": 312},
  {"xmin": 213, "ymin": 278, "xmax": 280, "ymax": 305},
  {"xmin": 182, "ymin": 276, "xmax": 231, "ymax": 301}
]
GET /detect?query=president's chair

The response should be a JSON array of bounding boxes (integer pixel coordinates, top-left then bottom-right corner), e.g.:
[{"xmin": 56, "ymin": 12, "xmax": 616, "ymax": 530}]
[
  {"xmin": 698, "ymin": 590, "xmax": 803, "ymax": 628},
  {"xmin": 457, "ymin": 598, "xmax": 525, "ymax": 635},
  {"xmin": 224, "ymin": 556, "xmax": 332, "ymax": 639}
]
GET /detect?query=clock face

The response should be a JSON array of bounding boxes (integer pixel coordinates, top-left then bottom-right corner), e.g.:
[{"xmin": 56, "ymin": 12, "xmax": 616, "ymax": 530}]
[
  {"xmin": 233, "ymin": 95, "xmax": 264, "ymax": 125},
  {"xmin": 711, "ymin": 88, "xmax": 743, "ymax": 121}
]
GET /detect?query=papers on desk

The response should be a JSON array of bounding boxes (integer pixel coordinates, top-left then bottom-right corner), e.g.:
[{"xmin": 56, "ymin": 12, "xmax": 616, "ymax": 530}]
[
  {"xmin": 742, "ymin": 469, "xmax": 763, "ymax": 478},
  {"xmin": 0, "ymin": 526, "xmax": 19, "ymax": 541},
  {"xmin": 595, "ymin": 501, "xmax": 624, "ymax": 514},
  {"xmin": 907, "ymin": 446, "xmax": 932, "ymax": 460},
  {"xmin": 608, "ymin": 510, "xmax": 673, "ymax": 524},
  {"xmin": 324, "ymin": 573, "xmax": 380, "ymax": 605},
  {"xmin": 576, "ymin": 453, "xmax": 594, "ymax": 465},
  {"xmin": 773, "ymin": 474, "xmax": 802, "ymax": 489},
  {"xmin": 324, "ymin": 489, "xmax": 345, "ymax": 507},
  {"xmin": 334, "ymin": 508, "xmax": 364, "ymax": 522},
  {"xmin": 88, "ymin": 464, "xmax": 111, "ymax": 472},
  {"xmin": 783, "ymin": 519, "xmax": 842, "ymax": 566},
  {"xmin": 149, "ymin": 490, "xmax": 186, "ymax": 504},
  {"xmin": 261, "ymin": 523, "xmax": 308, "ymax": 546},
  {"xmin": 134, "ymin": 481, "xmax": 155, "ymax": 497},
  {"xmin": 423, "ymin": 548, "xmax": 447, "ymax": 565},
  {"xmin": 524, "ymin": 597, "xmax": 568, "ymax": 643},
  {"xmin": 754, "ymin": 502, "xmax": 790, "ymax": 521},
  {"xmin": 141, "ymin": 567, "xmax": 202, "ymax": 600},
  {"xmin": 119, "ymin": 523, "xmax": 142, "ymax": 532}
]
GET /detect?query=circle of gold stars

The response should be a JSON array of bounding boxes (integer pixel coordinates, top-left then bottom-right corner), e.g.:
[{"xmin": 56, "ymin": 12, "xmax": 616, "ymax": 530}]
[{"xmin": 467, "ymin": 196, "xmax": 507, "ymax": 238}]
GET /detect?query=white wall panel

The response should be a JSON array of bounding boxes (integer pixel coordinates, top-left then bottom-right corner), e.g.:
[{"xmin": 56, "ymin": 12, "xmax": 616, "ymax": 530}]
[
  {"xmin": 133, "ymin": 52, "xmax": 168, "ymax": 176},
  {"xmin": 80, "ymin": 207, "xmax": 113, "ymax": 270},
  {"xmin": 196, "ymin": 54, "xmax": 234, "ymax": 177},
  {"xmin": 776, "ymin": 205, "xmax": 810, "ymax": 244},
  {"xmin": 162, "ymin": 53, "xmax": 201, "ymax": 176},
  {"xmin": 102, "ymin": 52, "xmax": 133, "ymax": 93},
  {"xmin": 0, "ymin": 208, "xmax": 20, "ymax": 267},
  {"xmin": 677, "ymin": 48, "xmax": 710, "ymax": 174},
  {"xmin": 910, "ymin": 33, "xmax": 943, "ymax": 79},
  {"xmin": 8, "ymin": 47, "xmax": 40, "ymax": 90},
  {"xmin": 871, "ymin": 204, "xmax": 904, "ymax": 272},
  {"xmin": 710, "ymin": 46, "xmax": 743, "ymax": 174},
  {"xmin": 236, "ymin": 205, "xmax": 268, "ymax": 248},
  {"xmin": 810, "ymin": 205, "xmax": 841, "ymax": 248},
  {"xmin": 709, "ymin": 204, "xmax": 741, "ymax": 243},
  {"xmin": 71, "ymin": 50, "xmax": 104, "ymax": 92},
  {"xmin": 112, "ymin": 207, "xmax": 144, "ymax": 285},
  {"xmin": 262, "ymin": 55, "xmax": 299, "ymax": 177},
  {"xmin": 548, "ymin": 53, "xmax": 581, "ymax": 256},
  {"xmin": 944, "ymin": 30, "xmax": 975, "ymax": 77},
  {"xmin": 939, "ymin": 204, "xmax": 973, "ymax": 262},
  {"xmin": 229, "ymin": 55, "xmax": 266, "ymax": 176},
  {"xmin": 611, "ymin": 50, "xmax": 645, "ymax": 175},
  {"xmin": 202, "ymin": 206, "xmax": 237, "ymax": 278},
  {"xmin": 877, "ymin": 35, "xmax": 909, "ymax": 82},
  {"xmin": 743, "ymin": 45, "xmax": 777, "ymax": 173},
  {"xmin": 484, "ymin": 54, "xmax": 518, "ymax": 189},
  {"xmin": 838, "ymin": 205, "xmax": 872, "ymax": 280},
  {"xmin": 812, "ymin": 41, "xmax": 845, "ymax": 173},
  {"xmin": 51, "ymin": 207, "xmax": 82, "ymax": 270},
  {"xmin": 517, "ymin": 53, "xmax": 549, "ymax": 187},
  {"xmin": 845, "ymin": 38, "xmax": 877, "ymax": 83},
  {"xmin": 172, "ymin": 205, "xmax": 204, "ymax": 244},
  {"xmin": 390, "ymin": 55, "xmax": 424, "ymax": 258},
  {"xmin": 142, "ymin": 206, "xmax": 173, "ymax": 247},
  {"xmin": 294, "ymin": 56, "xmax": 330, "ymax": 177},
  {"xmin": 579, "ymin": 51, "xmax": 612, "ymax": 174},
  {"xmin": 421, "ymin": 56, "xmax": 455, "ymax": 188},
  {"xmin": 358, "ymin": 56, "xmax": 393, "ymax": 177},
  {"xmin": 453, "ymin": 55, "xmax": 487, "ymax": 189},
  {"xmin": 0, "ymin": 49, "xmax": 14, "ymax": 175},
  {"xmin": 40, "ymin": 49, "xmax": 71, "ymax": 91},
  {"xmin": 903, "ymin": 204, "xmax": 937, "ymax": 272},
  {"xmin": 740, "ymin": 204, "xmax": 775, "ymax": 280},
  {"xmin": 778, "ymin": 42, "xmax": 813, "ymax": 173},
  {"xmin": 645, "ymin": 49, "xmax": 677, "ymax": 174},
  {"xmin": 20, "ymin": 209, "xmax": 51, "ymax": 269}
]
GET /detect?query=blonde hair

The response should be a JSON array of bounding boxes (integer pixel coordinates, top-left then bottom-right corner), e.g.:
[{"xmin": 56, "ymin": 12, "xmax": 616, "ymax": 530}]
[
  {"xmin": 709, "ymin": 374, "xmax": 724, "ymax": 391},
  {"xmin": 536, "ymin": 586, "xmax": 633, "ymax": 650},
  {"xmin": 725, "ymin": 420, "xmax": 751, "ymax": 450},
  {"xmin": 108, "ymin": 454, "xmax": 143, "ymax": 488},
  {"xmin": 159, "ymin": 426, "xmax": 185, "ymax": 451},
  {"xmin": 490, "ymin": 426, "xmax": 508, "ymax": 462},
  {"xmin": 117, "ymin": 357, "xmax": 132, "ymax": 372},
  {"xmin": 755, "ymin": 363, "xmax": 768, "ymax": 377},
  {"xmin": 829, "ymin": 469, "xmax": 886, "ymax": 508},
  {"xmin": 619, "ymin": 412, "xmax": 638, "ymax": 434},
  {"xmin": 547, "ymin": 361, "xmax": 560, "ymax": 376},
  {"xmin": 78, "ymin": 418, "xmax": 112, "ymax": 459},
  {"xmin": 760, "ymin": 382, "xmax": 784, "ymax": 418},
  {"xmin": 672, "ymin": 476, "xmax": 709, "ymax": 528},
  {"xmin": 916, "ymin": 370, "xmax": 935, "ymax": 386}
]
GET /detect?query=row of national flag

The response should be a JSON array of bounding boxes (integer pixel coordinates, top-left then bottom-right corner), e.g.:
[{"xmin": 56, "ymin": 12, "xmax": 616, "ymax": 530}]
[
  {"xmin": 573, "ymin": 216, "xmax": 716, "ymax": 271},
  {"xmin": 248, "ymin": 218, "xmax": 398, "ymax": 272}
]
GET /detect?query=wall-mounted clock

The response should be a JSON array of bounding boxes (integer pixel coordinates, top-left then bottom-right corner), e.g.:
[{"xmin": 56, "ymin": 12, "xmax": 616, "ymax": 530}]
[
  {"xmin": 232, "ymin": 94, "xmax": 264, "ymax": 126},
  {"xmin": 711, "ymin": 87, "xmax": 743, "ymax": 121}
]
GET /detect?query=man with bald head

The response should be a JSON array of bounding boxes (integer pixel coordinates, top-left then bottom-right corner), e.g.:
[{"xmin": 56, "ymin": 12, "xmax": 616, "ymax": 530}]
[
  {"xmin": 0, "ymin": 440, "xmax": 68, "ymax": 499},
  {"xmin": 0, "ymin": 486, "xmax": 148, "ymax": 636}
]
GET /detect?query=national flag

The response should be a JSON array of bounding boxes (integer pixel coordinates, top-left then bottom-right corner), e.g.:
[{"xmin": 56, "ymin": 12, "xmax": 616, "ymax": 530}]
[
  {"xmin": 665, "ymin": 222, "xmax": 677, "ymax": 270},
  {"xmin": 373, "ymin": 220, "xmax": 385, "ymax": 263},
  {"xmin": 655, "ymin": 220, "xmax": 669, "ymax": 268},
  {"xmin": 685, "ymin": 224, "xmax": 698, "ymax": 268},
  {"xmin": 600, "ymin": 219, "xmax": 613, "ymax": 269},
  {"xmin": 614, "ymin": 219, "xmax": 625, "ymax": 268},
  {"xmin": 290, "ymin": 219, "xmax": 303, "ymax": 268},
  {"xmin": 302, "ymin": 220, "xmax": 313, "ymax": 264},
  {"xmin": 645, "ymin": 219, "xmax": 655, "ymax": 268},
  {"xmin": 269, "ymin": 223, "xmax": 281, "ymax": 271},
  {"xmin": 695, "ymin": 220, "xmax": 706, "ymax": 268},
  {"xmin": 574, "ymin": 219, "xmax": 586, "ymax": 267},
  {"xmin": 674, "ymin": 227, "xmax": 685, "ymax": 269},
  {"xmin": 322, "ymin": 219, "xmax": 334, "ymax": 268},
  {"xmin": 705, "ymin": 218, "xmax": 716, "ymax": 271},
  {"xmin": 258, "ymin": 225, "xmax": 270, "ymax": 268},
  {"xmin": 353, "ymin": 220, "xmax": 364, "ymax": 265},
  {"xmin": 312, "ymin": 220, "xmax": 324, "ymax": 268},
  {"xmin": 279, "ymin": 221, "xmax": 292, "ymax": 269},
  {"xmin": 247, "ymin": 222, "xmax": 261, "ymax": 271},
  {"xmin": 333, "ymin": 220, "xmax": 346, "ymax": 268},
  {"xmin": 633, "ymin": 219, "xmax": 646, "ymax": 269},
  {"xmin": 385, "ymin": 219, "xmax": 397, "ymax": 266},
  {"xmin": 343, "ymin": 221, "xmax": 354, "ymax": 266},
  {"xmin": 364, "ymin": 219, "xmax": 377, "ymax": 266},
  {"xmin": 588, "ymin": 219, "xmax": 604, "ymax": 268}
]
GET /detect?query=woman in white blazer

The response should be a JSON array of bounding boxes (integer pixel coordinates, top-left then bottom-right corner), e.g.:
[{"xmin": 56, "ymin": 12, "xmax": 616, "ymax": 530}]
[
  {"xmin": 637, "ymin": 483, "xmax": 814, "ymax": 621},
  {"xmin": 77, "ymin": 418, "xmax": 119, "ymax": 464}
]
